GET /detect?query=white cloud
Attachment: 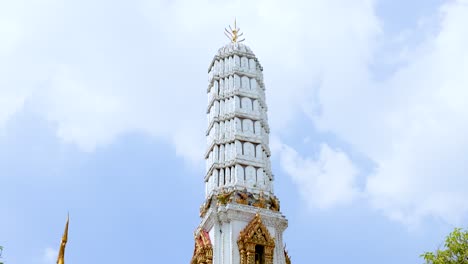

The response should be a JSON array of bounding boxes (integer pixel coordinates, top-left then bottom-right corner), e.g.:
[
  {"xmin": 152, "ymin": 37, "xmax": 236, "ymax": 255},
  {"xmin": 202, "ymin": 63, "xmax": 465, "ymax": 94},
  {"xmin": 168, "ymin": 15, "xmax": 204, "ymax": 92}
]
[
  {"xmin": 272, "ymin": 138, "xmax": 360, "ymax": 209},
  {"xmin": 0, "ymin": 0, "xmax": 210, "ymax": 162},
  {"xmin": 1, "ymin": 0, "xmax": 468, "ymax": 226},
  {"xmin": 363, "ymin": 1, "xmax": 468, "ymax": 224},
  {"xmin": 292, "ymin": 0, "xmax": 468, "ymax": 226},
  {"xmin": 0, "ymin": 0, "xmax": 380, "ymax": 161}
]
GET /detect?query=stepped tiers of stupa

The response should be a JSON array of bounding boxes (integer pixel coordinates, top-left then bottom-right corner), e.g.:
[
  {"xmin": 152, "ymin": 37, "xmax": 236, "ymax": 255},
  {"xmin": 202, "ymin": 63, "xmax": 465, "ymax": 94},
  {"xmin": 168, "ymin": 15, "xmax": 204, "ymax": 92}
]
[
  {"xmin": 191, "ymin": 39, "xmax": 291, "ymax": 264},
  {"xmin": 205, "ymin": 43, "xmax": 273, "ymax": 197}
]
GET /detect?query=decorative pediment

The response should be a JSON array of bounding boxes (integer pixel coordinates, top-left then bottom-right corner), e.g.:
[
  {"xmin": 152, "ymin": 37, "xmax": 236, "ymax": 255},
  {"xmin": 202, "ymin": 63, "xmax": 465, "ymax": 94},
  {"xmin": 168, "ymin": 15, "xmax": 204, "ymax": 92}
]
[
  {"xmin": 238, "ymin": 213, "xmax": 275, "ymax": 247},
  {"xmin": 237, "ymin": 214, "xmax": 275, "ymax": 264},
  {"xmin": 191, "ymin": 230, "xmax": 213, "ymax": 264}
]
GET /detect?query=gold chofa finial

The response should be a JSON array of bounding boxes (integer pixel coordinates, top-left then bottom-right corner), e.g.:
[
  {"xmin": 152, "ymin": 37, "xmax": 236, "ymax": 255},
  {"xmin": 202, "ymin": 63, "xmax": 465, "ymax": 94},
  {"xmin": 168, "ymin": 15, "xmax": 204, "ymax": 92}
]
[
  {"xmin": 224, "ymin": 18, "xmax": 245, "ymax": 43},
  {"xmin": 57, "ymin": 213, "xmax": 69, "ymax": 264}
]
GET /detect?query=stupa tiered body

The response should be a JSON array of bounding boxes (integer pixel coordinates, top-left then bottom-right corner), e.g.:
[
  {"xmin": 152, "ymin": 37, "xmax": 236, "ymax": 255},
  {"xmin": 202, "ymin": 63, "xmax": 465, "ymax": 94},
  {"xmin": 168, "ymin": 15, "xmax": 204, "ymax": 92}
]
[{"xmin": 191, "ymin": 24, "xmax": 290, "ymax": 264}]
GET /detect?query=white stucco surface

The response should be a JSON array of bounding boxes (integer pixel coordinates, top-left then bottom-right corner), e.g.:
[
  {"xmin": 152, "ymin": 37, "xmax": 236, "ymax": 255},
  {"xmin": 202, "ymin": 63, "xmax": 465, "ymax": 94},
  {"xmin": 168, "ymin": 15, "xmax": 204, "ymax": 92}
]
[{"xmin": 195, "ymin": 42, "xmax": 288, "ymax": 264}]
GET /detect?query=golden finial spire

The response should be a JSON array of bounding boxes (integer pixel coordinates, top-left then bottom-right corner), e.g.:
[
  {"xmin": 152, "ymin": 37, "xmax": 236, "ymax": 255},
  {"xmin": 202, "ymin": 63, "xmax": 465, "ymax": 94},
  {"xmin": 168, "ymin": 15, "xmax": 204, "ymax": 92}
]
[
  {"xmin": 57, "ymin": 213, "xmax": 69, "ymax": 264},
  {"xmin": 224, "ymin": 18, "xmax": 245, "ymax": 43}
]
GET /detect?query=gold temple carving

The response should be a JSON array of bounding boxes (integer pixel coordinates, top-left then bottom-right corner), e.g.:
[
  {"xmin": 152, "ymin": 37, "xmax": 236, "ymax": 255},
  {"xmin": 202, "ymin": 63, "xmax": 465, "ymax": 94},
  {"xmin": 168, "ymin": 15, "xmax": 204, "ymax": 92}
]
[
  {"xmin": 191, "ymin": 230, "xmax": 213, "ymax": 264},
  {"xmin": 57, "ymin": 214, "xmax": 69, "ymax": 264},
  {"xmin": 225, "ymin": 19, "xmax": 245, "ymax": 43},
  {"xmin": 237, "ymin": 214, "xmax": 275, "ymax": 264}
]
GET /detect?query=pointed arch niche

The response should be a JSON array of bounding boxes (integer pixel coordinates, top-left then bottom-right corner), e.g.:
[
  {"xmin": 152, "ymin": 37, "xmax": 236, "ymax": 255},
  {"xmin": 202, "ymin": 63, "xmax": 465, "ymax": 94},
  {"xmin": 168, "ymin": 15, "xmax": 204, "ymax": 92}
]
[
  {"xmin": 237, "ymin": 214, "xmax": 275, "ymax": 264},
  {"xmin": 191, "ymin": 230, "xmax": 213, "ymax": 264}
]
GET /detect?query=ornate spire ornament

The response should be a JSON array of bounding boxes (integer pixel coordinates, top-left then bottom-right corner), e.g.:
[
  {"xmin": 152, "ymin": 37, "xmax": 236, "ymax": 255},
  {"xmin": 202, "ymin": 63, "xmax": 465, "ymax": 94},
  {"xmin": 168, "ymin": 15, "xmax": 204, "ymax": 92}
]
[
  {"xmin": 224, "ymin": 18, "xmax": 245, "ymax": 43},
  {"xmin": 57, "ymin": 214, "xmax": 69, "ymax": 264}
]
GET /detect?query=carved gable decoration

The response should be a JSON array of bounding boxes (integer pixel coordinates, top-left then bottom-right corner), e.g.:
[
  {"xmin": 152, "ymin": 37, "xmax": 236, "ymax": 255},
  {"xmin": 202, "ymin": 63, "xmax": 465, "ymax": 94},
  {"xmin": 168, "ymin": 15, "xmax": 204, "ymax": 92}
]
[
  {"xmin": 238, "ymin": 214, "xmax": 275, "ymax": 247},
  {"xmin": 191, "ymin": 230, "xmax": 213, "ymax": 264},
  {"xmin": 237, "ymin": 214, "xmax": 275, "ymax": 264}
]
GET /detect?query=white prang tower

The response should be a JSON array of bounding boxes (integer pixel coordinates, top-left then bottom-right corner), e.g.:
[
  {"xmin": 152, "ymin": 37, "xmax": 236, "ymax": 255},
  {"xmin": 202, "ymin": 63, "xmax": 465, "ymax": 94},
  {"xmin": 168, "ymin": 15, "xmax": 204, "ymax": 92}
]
[{"xmin": 191, "ymin": 21, "xmax": 291, "ymax": 264}]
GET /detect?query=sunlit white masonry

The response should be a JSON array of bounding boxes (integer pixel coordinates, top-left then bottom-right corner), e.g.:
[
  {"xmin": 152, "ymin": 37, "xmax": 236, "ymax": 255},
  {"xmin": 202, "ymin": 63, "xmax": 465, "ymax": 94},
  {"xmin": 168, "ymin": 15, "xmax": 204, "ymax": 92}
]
[{"xmin": 191, "ymin": 21, "xmax": 291, "ymax": 264}]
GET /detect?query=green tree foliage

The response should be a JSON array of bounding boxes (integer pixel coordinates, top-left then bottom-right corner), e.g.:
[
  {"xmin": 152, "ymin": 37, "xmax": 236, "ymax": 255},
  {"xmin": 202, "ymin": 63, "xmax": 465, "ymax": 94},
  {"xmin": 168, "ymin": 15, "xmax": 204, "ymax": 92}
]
[
  {"xmin": 0, "ymin": 245, "xmax": 3, "ymax": 264},
  {"xmin": 421, "ymin": 228, "xmax": 468, "ymax": 263}
]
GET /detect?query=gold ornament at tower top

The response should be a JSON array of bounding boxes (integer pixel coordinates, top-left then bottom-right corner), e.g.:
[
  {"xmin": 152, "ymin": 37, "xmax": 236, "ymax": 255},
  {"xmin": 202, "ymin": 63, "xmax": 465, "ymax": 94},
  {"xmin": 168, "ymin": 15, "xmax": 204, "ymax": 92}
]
[
  {"xmin": 225, "ymin": 18, "xmax": 245, "ymax": 43},
  {"xmin": 57, "ymin": 214, "xmax": 69, "ymax": 264}
]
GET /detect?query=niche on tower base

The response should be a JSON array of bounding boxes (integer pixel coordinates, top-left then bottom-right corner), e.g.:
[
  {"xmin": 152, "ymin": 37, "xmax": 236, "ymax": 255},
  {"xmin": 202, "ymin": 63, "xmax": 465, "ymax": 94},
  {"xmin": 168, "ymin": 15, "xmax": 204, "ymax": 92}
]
[{"xmin": 237, "ymin": 214, "xmax": 275, "ymax": 264}]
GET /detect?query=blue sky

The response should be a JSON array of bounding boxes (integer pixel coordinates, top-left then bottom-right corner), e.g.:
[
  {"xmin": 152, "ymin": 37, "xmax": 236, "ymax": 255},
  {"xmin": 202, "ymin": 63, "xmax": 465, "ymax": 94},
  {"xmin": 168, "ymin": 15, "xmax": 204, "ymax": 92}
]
[{"xmin": 1, "ymin": 0, "xmax": 467, "ymax": 263}]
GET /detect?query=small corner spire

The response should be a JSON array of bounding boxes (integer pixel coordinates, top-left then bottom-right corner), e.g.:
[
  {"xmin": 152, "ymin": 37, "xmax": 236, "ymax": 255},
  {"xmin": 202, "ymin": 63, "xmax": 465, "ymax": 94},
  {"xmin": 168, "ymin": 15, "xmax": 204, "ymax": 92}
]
[
  {"xmin": 57, "ymin": 213, "xmax": 69, "ymax": 264},
  {"xmin": 224, "ymin": 18, "xmax": 245, "ymax": 43}
]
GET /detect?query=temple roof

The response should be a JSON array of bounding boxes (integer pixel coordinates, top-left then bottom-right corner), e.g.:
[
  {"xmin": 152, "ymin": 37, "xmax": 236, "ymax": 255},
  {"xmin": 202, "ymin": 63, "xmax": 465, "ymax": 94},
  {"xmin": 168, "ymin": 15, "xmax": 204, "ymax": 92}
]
[
  {"xmin": 216, "ymin": 42, "xmax": 254, "ymax": 57},
  {"xmin": 208, "ymin": 42, "xmax": 262, "ymax": 72}
]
